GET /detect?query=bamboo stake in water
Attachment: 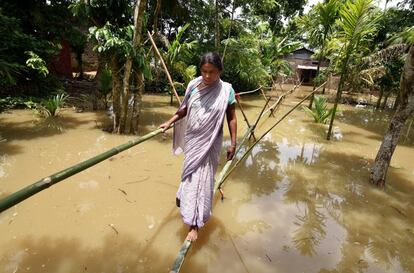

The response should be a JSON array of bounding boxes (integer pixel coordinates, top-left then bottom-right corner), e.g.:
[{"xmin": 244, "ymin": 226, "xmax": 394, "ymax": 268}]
[
  {"xmin": 236, "ymin": 99, "xmax": 256, "ymax": 141},
  {"xmin": 147, "ymin": 31, "xmax": 181, "ymax": 105},
  {"xmin": 0, "ymin": 127, "xmax": 171, "ymax": 213},
  {"xmin": 259, "ymin": 87, "xmax": 274, "ymax": 117}
]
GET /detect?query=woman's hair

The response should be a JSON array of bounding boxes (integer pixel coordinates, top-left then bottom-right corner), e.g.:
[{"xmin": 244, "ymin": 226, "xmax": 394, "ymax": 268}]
[{"xmin": 199, "ymin": 52, "xmax": 223, "ymax": 71}]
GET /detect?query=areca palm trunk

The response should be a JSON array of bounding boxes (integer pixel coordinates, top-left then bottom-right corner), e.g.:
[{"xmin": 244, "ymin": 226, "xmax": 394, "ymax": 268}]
[
  {"xmin": 370, "ymin": 45, "xmax": 414, "ymax": 187},
  {"xmin": 309, "ymin": 31, "xmax": 328, "ymax": 109},
  {"xmin": 308, "ymin": 55, "xmax": 323, "ymax": 109},
  {"xmin": 327, "ymin": 54, "xmax": 349, "ymax": 140},
  {"xmin": 322, "ymin": 74, "xmax": 329, "ymax": 94}
]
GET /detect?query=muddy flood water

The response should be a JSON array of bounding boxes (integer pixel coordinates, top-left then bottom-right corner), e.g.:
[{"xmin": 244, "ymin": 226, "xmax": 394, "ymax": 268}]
[{"xmin": 1, "ymin": 86, "xmax": 413, "ymax": 273}]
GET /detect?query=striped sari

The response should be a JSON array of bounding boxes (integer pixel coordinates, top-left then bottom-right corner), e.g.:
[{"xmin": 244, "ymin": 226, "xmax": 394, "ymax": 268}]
[{"xmin": 173, "ymin": 76, "xmax": 231, "ymax": 228}]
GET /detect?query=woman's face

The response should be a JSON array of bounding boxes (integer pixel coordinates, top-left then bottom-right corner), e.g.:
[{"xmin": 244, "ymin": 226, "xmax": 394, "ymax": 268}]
[{"xmin": 200, "ymin": 63, "xmax": 221, "ymax": 85}]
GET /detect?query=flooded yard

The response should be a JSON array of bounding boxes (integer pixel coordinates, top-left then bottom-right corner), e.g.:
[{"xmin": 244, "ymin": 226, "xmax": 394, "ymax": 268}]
[{"xmin": 1, "ymin": 87, "xmax": 413, "ymax": 273}]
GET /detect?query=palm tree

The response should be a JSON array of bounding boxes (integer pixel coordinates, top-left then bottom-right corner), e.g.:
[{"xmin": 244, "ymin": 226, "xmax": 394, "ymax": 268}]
[
  {"xmin": 300, "ymin": 0, "xmax": 340, "ymax": 109},
  {"xmin": 326, "ymin": 0, "xmax": 380, "ymax": 140},
  {"xmin": 302, "ymin": 96, "xmax": 334, "ymax": 124},
  {"xmin": 370, "ymin": 28, "xmax": 414, "ymax": 187}
]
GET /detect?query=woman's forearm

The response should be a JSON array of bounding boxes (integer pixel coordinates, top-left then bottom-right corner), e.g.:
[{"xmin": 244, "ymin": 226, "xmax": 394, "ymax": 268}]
[
  {"xmin": 229, "ymin": 119, "xmax": 237, "ymax": 146},
  {"xmin": 226, "ymin": 104, "xmax": 237, "ymax": 146},
  {"xmin": 169, "ymin": 107, "xmax": 187, "ymax": 124}
]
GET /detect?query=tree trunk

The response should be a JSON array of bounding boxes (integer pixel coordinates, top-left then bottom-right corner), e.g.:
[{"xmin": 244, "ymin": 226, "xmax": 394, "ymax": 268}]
[
  {"xmin": 327, "ymin": 52, "xmax": 349, "ymax": 141},
  {"xmin": 308, "ymin": 59, "xmax": 321, "ymax": 109},
  {"xmin": 111, "ymin": 55, "xmax": 122, "ymax": 132},
  {"xmin": 117, "ymin": 0, "xmax": 147, "ymax": 134},
  {"xmin": 130, "ymin": 72, "xmax": 144, "ymax": 134},
  {"xmin": 152, "ymin": 0, "xmax": 161, "ymax": 89},
  {"xmin": 381, "ymin": 91, "xmax": 391, "ymax": 109},
  {"xmin": 393, "ymin": 89, "xmax": 401, "ymax": 110},
  {"xmin": 76, "ymin": 52, "xmax": 84, "ymax": 79},
  {"xmin": 215, "ymin": 0, "xmax": 220, "ymax": 51},
  {"xmin": 370, "ymin": 45, "xmax": 414, "ymax": 187},
  {"xmin": 376, "ymin": 86, "xmax": 384, "ymax": 110},
  {"xmin": 309, "ymin": 30, "xmax": 328, "ymax": 109},
  {"xmin": 95, "ymin": 54, "xmax": 106, "ymax": 82},
  {"xmin": 221, "ymin": 0, "xmax": 235, "ymax": 62},
  {"xmin": 322, "ymin": 73, "xmax": 330, "ymax": 94},
  {"xmin": 153, "ymin": 0, "xmax": 161, "ymax": 33}
]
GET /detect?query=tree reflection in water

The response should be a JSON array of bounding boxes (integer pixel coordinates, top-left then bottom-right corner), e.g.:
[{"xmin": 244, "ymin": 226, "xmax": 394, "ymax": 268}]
[{"xmin": 223, "ymin": 135, "xmax": 414, "ymax": 273}]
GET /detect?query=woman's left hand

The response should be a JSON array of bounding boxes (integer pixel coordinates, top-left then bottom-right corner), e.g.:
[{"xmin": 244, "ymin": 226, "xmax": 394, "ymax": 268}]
[{"xmin": 226, "ymin": 145, "xmax": 236, "ymax": 161}]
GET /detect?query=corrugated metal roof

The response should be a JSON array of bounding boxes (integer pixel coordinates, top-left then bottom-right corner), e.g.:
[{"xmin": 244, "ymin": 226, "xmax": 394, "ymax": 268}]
[{"xmin": 297, "ymin": 65, "xmax": 318, "ymax": 70}]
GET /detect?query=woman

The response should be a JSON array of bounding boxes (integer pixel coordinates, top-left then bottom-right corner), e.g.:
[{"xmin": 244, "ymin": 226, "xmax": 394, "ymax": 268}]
[{"xmin": 159, "ymin": 52, "xmax": 237, "ymax": 241}]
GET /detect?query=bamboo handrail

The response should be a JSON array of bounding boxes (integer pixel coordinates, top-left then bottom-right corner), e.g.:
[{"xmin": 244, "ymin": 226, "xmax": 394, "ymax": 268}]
[
  {"xmin": 218, "ymin": 82, "xmax": 327, "ymax": 185},
  {"xmin": 236, "ymin": 86, "xmax": 262, "ymax": 96},
  {"xmin": 262, "ymin": 81, "xmax": 306, "ymax": 117},
  {"xmin": 147, "ymin": 31, "xmax": 181, "ymax": 105},
  {"xmin": 0, "ymin": 126, "xmax": 172, "ymax": 213},
  {"xmin": 168, "ymin": 98, "xmax": 271, "ymax": 273}
]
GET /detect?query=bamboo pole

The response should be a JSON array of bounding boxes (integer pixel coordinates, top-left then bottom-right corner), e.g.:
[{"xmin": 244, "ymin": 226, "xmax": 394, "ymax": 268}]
[
  {"xmin": 219, "ymin": 82, "xmax": 327, "ymax": 185},
  {"xmin": 247, "ymin": 97, "xmax": 271, "ymax": 141},
  {"xmin": 263, "ymin": 81, "xmax": 304, "ymax": 117},
  {"xmin": 236, "ymin": 99, "xmax": 256, "ymax": 141},
  {"xmin": 147, "ymin": 31, "xmax": 181, "ymax": 105},
  {"xmin": 259, "ymin": 87, "xmax": 274, "ymax": 117},
  {"xmin": 168, "ymin": 99, "xmax": 270, "ymax": 273},
  {"xmin": 0, "ymin": 127, "xmax": 172, "ymax": 213},
  {"xmin": 260, "ymin": 87, "xmax": 268, "ymax": 101},
  {"xmin": 237, "ymin": 86, "xmax": 262, "ymax": 96}
]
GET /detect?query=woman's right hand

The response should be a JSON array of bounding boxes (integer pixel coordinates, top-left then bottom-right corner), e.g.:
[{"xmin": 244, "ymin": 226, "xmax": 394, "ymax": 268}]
[{"xmin": 159, "ymin": 121, "xmax": 172, "ymax": 132}]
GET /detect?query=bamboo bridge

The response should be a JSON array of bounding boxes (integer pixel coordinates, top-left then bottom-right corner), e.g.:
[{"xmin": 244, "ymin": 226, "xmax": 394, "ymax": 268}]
[{"xmin": 0, "ymin": 82, "xmax": 326, "ymax": 273}]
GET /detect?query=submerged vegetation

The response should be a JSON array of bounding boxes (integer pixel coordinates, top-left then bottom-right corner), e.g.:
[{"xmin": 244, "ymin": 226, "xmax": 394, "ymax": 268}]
[
  {"xmin": 302, "ymin": 96, "xmax": 333, "ymax": 124},
  {"xmin": 37, "ymin": 93, "xmax": 69, "ymax": 117}
]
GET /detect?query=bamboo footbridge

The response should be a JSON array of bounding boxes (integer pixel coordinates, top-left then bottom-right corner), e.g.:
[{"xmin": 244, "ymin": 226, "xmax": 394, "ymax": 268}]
[{"xmin": 0, "ymin": 82, "xmax": 326, "ymax": 272}]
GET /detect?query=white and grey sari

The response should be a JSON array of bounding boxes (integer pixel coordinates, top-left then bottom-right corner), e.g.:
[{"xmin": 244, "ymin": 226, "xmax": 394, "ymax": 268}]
[{"xmin": 173, "ymin": 76, "xmax": 232, "ymax": 228}]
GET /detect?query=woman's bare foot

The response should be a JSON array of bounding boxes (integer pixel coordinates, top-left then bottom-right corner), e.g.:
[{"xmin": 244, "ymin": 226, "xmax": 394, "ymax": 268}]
[{"xmin": 186, "ymin": 226, "xmax": 198, "ymax": 242}]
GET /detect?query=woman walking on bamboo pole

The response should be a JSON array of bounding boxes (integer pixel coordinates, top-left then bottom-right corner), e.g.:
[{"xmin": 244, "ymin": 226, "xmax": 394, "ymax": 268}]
[{"xmin": 159, "ymin": 52, "xmax": 237, "ymax": 242}]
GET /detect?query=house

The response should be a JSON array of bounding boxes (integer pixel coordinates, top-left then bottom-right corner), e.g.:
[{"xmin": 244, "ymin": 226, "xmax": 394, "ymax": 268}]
[{"xmin": 284, "ymin": 47, "xmax": 329, "ymax": 84}]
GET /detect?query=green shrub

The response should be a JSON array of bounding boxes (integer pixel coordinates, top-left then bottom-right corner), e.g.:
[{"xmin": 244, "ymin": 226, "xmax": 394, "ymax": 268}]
[
  {"xmin": 38, "ymin": 93, "xmax": 68, "ymax": 117},
  {"xmin": 302, "ymin": 96, "xmax": 333, "ymax": 123}
]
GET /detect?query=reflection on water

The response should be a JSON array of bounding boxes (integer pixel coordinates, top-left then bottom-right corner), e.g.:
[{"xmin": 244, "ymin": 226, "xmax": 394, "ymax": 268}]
[{"xmin": 1, "ymin": 91, "xmax": 413, "ymax": 273}]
